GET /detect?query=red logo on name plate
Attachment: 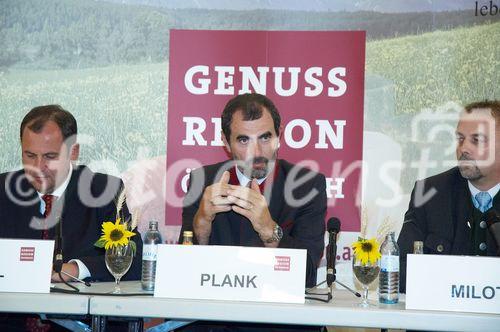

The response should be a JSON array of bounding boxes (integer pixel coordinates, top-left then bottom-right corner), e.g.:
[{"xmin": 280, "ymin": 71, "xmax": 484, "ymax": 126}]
[
  {"xmin": 274, "ymin": 256, "xmax": 291, "ymax": 271},
  {"xmin": 20, "ymin": 247, "xmax": 35, "ymax": 261}
]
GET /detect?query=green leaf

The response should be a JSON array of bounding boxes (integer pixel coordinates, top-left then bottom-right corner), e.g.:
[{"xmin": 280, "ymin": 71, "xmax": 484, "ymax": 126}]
[
  {"xmin": 129, "ymin": 240, "xmax": 137, "ymax": 256},
  {"xmin": 94, "ymin": 238, "xmax": 106, "ymax": 248}
]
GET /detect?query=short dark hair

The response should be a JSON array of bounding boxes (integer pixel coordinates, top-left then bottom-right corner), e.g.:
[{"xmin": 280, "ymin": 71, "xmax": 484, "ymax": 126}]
[
  {"xmin": 464, "ymin": 100, "xmax": 500, "ymax": 124},
  {"xmin": 20, "ymin": 105, "xmax": 77, "ymax": 146},
  {"xmin": 221, "ymin": 93, "xmax": 281, "ymax": 140}
]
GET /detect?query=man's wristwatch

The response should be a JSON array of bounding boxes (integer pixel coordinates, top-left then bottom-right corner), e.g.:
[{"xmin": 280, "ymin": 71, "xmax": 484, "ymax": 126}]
[{"xmin": 263, "ymin": 224, "xmax": 283, "ymax": 243}]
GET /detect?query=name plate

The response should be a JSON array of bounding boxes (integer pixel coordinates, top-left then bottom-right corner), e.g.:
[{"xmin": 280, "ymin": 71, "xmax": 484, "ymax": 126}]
[
  {"xmin": 406, "ymin": 254, "xmax": 500, "ymax": 314},
  {"xmin": 0, "ymin": 239, "xmax": 54, "ymax": 293},
  {"xmin": 154, "ymin": 245, "xmax": 306, "ymax": 303}
]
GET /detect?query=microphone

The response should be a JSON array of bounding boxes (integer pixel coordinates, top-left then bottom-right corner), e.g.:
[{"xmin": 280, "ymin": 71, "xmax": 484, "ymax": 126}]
[
  {"xmin": 485, "ymin": 209, "xmax": 500, "ymax": 255},
  {"xmin": 53, "ymin": 215, "xmax": 90, "ymax": 288},
  {"xmin": 53, "ymin": 216, "xmax": 63, "ymax": 273},
  {"xmin": 326, "ymin": 217, "xmax": 341, "ymax": 288}
]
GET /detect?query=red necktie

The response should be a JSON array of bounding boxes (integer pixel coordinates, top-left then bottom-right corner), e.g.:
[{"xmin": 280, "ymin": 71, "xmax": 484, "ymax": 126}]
[
  {"xmin": 25, "ymin": 317, "xmax": 51, "ymax": 332},
  {"xmin": 41, "ymin": 194, "xmax": 55, "ymax": 240}
]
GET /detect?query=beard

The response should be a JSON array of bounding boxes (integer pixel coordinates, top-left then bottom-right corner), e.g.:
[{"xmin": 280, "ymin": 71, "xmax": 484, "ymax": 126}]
[
  {"xmin": 236, "ymin": 156, "xmax": 275, "ymax": 180},
  {"xmin": 457, "ymin": 154, "xmax": 483, "ymax": 181}
]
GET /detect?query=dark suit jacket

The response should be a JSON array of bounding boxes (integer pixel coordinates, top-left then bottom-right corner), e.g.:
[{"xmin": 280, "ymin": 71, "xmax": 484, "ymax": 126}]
[
  {"xmin": 398, "ymin": 167, "xmax": 499, "ymax": 292},
  {"xmin": 180, "ymin": 159, "xmax": 327, "ymax": 288},
  {"xmin": 0, "ymin": 165, "xmax": 142, "ymax": 281}
]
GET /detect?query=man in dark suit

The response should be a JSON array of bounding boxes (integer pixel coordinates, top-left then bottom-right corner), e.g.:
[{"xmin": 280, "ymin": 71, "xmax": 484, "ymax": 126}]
[
  {"xmin": 181, "ymin": 93, "xmax": 326, "ymax": 288},
  {"xmin": 0, "ymin": 105, "xmax": 142, "ymax": 283},
  {"xmin": 179, "ymin": 93, "xmax": 326, "ymax": 331},
  {"xmin": 398, "ymin": 100, "xmax": 499, "ymax": 292}
]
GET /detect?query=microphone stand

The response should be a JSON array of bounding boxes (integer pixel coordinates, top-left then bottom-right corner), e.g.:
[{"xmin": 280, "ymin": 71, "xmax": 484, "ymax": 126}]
[
  {"xmin": 332, "ymin": 279, "xmax": 361, "ymax": 298},
  {"xmin": 306, "ymin": 218, "xmax": 361, "ymax": 302},
  {"xmin": 306, "ymin": 278, "xmax": 360, "ymax": 302},
  {"xmin": 52, "ymin": 216, "xmax": 90, "ymax": 291}
]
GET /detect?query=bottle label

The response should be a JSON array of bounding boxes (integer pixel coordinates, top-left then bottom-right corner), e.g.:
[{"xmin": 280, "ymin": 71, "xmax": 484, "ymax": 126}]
[
  {"xmin": 142, "ymin": 244, "xmax": 158, "ymax": 261},
  {"xmin": 380, "ymin": 255, "xmax": 399, "ymax": 272}
]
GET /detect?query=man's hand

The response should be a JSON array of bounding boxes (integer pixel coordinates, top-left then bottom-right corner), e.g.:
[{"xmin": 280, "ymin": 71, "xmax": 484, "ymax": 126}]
[
  {"xmin": 193, "ymin": 171, "xmax": 232, "ymax": 244},
  {"xmin": 51, "ymin": 262, "xmax": 79, "ymax": 282},
  {"xmin": 227, "ymin": 179, "xmax": 278, "ymax": 247}
]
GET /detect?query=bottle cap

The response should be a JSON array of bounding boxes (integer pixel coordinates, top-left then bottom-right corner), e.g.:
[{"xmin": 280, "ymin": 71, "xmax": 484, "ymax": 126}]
[{"xmin": 413, "ymin": 240, "xmax": 424, "ymax": 254}]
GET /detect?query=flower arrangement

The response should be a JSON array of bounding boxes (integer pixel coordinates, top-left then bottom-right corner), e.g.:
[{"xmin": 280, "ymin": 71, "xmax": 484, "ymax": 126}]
[
  {"xmin": 94, "ymin": 189, "xmax": 138, "ymax": 253},
  {"xmin": 352, "ymin": 237, "xmax": 381, "ymax": 265}
]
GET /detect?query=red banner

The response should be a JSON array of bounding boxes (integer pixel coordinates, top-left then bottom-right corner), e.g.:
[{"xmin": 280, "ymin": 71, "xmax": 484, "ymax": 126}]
[{"xmin": 166, "ymin": 30, "xmax": 365, "ymax": 231}]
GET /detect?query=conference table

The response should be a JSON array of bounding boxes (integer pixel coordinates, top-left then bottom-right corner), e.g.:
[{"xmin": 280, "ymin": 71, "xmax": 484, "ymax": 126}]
[{"xmin": 1, "ymin": 281, "xmax": 499, "ymax": 332}]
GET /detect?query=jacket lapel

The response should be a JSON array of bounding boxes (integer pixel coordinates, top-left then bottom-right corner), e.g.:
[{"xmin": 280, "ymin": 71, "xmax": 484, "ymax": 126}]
[
  {"xmin": 17, "ymin": 173, "xmax": 45, "ymax": 239},
  {"xmin": 451, "ymin": 174, "xmax": 473, "ymax": 255},
  {"xmin": 266, "ymin": 161, "xmax": 286, "ymax": 225}
]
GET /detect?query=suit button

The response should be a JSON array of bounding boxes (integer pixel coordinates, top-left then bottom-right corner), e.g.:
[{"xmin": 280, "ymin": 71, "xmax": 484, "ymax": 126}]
[
  {"xmin": 437, "ymin": 244, "xmax": 444, "ymax": 252},
  {"xmin": 479, "ymin": 243, "xmax": 487, "ymax": 251},
  {"xmin": 480, "ymin": 221, "xmax": 487, "ymax": 229}
]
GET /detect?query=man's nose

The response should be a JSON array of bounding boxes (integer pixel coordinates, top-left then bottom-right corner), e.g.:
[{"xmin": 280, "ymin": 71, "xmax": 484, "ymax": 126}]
[
  {"xmin": 458, "ymin": 139, "xmax": 471, "ymax": 154},
  {"xmin": 34, "ymin": 157, "xmax": 47, "ymax": 170},
  {"xmin": 249, "ymin": 141, "xmax": 262, "ymax": 158}
]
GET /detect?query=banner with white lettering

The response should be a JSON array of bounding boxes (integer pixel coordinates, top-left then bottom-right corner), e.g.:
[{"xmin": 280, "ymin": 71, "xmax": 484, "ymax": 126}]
[{"xmin": 166, "ymin": 30, "xmax": 365, "ymax": 231}]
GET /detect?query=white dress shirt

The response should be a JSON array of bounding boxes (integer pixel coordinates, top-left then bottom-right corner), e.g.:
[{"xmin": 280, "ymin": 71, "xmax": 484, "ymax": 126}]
[{"xmin": 467, "ymin": 181, "xmax": 500, "ymax": 209}]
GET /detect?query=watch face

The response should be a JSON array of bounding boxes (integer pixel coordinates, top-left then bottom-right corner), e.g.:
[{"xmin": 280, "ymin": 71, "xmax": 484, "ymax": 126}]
[{"xmin": 274, "ymin": 225, "xmax": 283, "ymax": 240}]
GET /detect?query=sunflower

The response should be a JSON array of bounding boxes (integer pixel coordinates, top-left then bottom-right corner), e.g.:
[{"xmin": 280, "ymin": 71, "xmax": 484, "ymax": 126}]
[
  {"xmin": 94, "ymin": 218, "xmax": 136, "ymax": 250},
  {"xmin": 352, "ymin": 238, "xmax": 381, "ymax": 265}
]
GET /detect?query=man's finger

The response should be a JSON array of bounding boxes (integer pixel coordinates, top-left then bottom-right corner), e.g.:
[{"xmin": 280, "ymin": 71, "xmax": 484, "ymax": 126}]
[
  {"xmin": 227, "ymin": 186, "xmax": 256, "ymax": 202},
  {"xmin": 250, "ymin": 178, "xmax": 260, "ymax": 192},
  {"xmin": 227, "ymin": 195, "xmax": 254, "ymax": 210},
  {"xmin": 213, "ymin": 205, "xmax": 232, "ymax": 213},
  {"xmin": 210, "ymin": 184, "xmax": 231, "ymax": 198},
  {"xmin": 211, "ymin": 196, "xmax": 232, "ymax": 206},
  {"xmin": 219, "ymin": 170, "xmax": 230, "ymax": 184},
  {"xmin": 232, "ymin": 205, "xmax": 251, "ymax": 218}
]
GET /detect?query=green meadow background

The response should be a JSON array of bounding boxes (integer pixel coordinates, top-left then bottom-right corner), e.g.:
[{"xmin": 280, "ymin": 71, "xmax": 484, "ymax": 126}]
[
  {"xmin": 0, "ymin": 1, "xmax": 498, "ymax": 230},
  {"xmin": 1, "ymin": 0, "xmax": 499, "ymax": 274},
  {"xmin": 1, "ymin": 1, "xmax": 498, "ymax": 192}
]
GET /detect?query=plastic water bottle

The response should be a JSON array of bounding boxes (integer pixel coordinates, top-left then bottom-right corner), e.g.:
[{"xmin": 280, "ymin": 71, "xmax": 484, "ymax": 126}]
[
  {"xmin": 182, "ymin": 231, "xmax": 193, "ymax": 245},
  {"xmin": 379, "ymin": 231, "xmax": 399, "ymax": 304},
  {"xmin": 141, "ymin": 220, "xmax": 162, "ymax": 291},
  {"xmin": 413, "ymin": 240, "xmax": 424, "ymax": 254}
]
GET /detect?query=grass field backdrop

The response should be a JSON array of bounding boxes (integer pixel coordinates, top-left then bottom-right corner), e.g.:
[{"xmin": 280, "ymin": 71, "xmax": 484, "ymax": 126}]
[{"xmin": 1, "ymin": 22, "xmax": 498, "ymax": 192}]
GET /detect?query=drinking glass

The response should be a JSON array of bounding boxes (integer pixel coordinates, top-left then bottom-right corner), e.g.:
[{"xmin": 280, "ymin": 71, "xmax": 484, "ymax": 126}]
[
  {"xmin": 105, "ymin": 243, "xmax": 133, "ymax": 294},
  {"xmin": 352, "ymin": 256, "xmax": 380, "ymax": 307}
]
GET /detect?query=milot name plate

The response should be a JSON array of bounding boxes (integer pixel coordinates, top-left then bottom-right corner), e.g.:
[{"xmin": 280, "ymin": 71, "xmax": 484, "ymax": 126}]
[
  {"xmin": 406, "ymin": 254, "xmax": 500, "ymax": 314},
  {"xmin": 154, "ymin": 245, "xmax": 307, "ymax": 304}
]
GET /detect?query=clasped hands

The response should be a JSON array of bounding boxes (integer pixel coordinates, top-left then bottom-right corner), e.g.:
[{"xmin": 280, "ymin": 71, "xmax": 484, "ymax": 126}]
[{"xmin": 194, "ymin": 171, "xmax": 277, "ymax": 245}]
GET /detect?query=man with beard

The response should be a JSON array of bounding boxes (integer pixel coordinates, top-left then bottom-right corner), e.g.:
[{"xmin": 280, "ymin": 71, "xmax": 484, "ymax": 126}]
[
  {"xmin": 398, "ymin": 100, "xmax": 500, "ymax": 293},
  {"xmin": 179, "ymin": 93, "xmax": 326, "ymax": 331},
  {"xmin": 181, "ymin": 93, "xmax": 326, "ymax": 285}
]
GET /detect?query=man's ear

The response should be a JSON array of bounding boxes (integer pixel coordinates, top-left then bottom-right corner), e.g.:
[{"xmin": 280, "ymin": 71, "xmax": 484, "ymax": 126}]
[
  {"xmin": 277, "ymin": 125, "xmax": 283, "ymax": 148},
  {"xmin": 222, "ymin": 131, "xmax": 232, "ymax": 154},
  {"xmin": 70, "ymin": 143, "xmax": 80, "ymax": 161}
]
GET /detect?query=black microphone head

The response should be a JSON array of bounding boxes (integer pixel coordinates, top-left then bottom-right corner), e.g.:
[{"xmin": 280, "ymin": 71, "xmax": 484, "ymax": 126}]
[
  {"xmin": 485, "ymin": 209, "xmax": 500, "ymax": 226},
  {"xmin": 327, "ymin": 217, "xmax": 341, "ymax": 233}
]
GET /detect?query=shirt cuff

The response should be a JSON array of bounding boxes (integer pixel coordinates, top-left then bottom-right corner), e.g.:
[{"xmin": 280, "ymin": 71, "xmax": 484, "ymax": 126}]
[{"xmin": 69, "ymin": 259, "xmax": 91, "ymax": 280}]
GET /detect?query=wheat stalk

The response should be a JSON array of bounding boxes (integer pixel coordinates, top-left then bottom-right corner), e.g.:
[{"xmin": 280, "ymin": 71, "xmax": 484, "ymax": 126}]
[
  {"xmin": 115, "ymin": 187, "xmax": 126, "ymax": 220},
  {"xmin": 130, "ymin": 208, "xmax": 140, "ymax": 231},
  {"xmin": 360, "ymin": 206, "xmax": 369, "ymax": 238},
  {"xmin": 376, "ymin": 216, "xmax": 396, "ymax": 244}
]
